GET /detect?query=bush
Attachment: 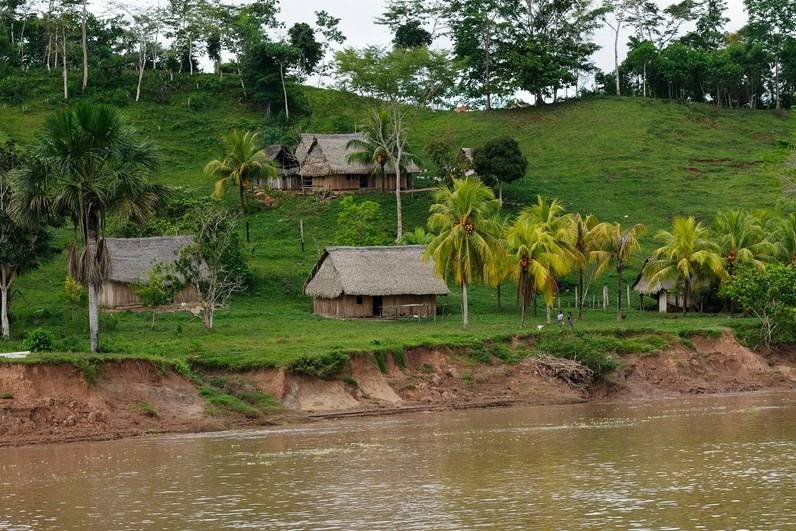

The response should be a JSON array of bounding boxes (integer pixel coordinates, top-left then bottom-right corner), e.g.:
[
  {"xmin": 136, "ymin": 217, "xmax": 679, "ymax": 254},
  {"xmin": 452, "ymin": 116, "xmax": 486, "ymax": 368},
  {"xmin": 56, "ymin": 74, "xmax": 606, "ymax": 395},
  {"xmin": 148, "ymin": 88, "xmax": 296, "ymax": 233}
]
[
  {"xmin": 288, "ymin": 351, "xmax": 349, "ymax": 378},
  {"xmin": 24, "ymin": 328, "xmax": 55, "ymax": 352}
]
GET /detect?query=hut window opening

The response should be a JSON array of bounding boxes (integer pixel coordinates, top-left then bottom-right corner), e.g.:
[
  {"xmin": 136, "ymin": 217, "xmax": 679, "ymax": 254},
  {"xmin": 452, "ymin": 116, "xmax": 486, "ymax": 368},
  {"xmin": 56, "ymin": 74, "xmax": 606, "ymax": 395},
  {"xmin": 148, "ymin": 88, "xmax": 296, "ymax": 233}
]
[{"xmin": 356, "ymin": 296, "xmax": 363, "ymax": 305}]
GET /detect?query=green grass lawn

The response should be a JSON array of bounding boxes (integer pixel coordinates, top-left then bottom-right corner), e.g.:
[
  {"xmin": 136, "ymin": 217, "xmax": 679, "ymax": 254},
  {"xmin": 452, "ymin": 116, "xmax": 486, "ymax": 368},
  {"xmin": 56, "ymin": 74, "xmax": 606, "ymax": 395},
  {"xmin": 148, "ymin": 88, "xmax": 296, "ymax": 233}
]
[{"xmin": 0, "ymin": 73, "xmax": 791, "ymax": 368}]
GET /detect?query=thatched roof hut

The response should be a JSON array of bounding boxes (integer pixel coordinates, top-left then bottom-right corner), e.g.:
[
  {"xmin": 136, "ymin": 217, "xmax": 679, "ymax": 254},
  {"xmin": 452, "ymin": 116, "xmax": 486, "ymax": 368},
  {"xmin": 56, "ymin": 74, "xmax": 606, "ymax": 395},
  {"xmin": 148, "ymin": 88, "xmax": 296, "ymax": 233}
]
[
  {"xmin": 304, "ymin": 246, "xmax": 449, "ymax": 319},
  {"xmin": 295, "ymin": 134, "xmax": 419, "ymax": 192},
  {"xmin": 632, "ymin": 260, "xmax": 689, "ymax": 313},
  {"xmin": 94, "ymin": 236, "xmax": 199, "ymax": 309},
  {"xmin": 258, "ymin": 144, "xmax": 300, "ymax": 190}
]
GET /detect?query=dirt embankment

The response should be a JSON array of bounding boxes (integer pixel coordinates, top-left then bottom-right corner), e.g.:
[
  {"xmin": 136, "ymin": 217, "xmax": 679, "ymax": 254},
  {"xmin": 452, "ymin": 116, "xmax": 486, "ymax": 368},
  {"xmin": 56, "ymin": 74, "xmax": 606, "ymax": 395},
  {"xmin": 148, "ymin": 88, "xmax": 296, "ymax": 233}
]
[{"xmin": 1, "ymin": 333, "xmax": 794, "ymax": 446}]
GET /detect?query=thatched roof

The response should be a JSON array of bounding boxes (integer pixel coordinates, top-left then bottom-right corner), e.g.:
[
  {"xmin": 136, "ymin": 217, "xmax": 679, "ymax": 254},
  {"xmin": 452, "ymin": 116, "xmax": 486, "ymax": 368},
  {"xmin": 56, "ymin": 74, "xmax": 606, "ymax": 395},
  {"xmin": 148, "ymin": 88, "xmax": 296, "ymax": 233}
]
[
  {"xmin": 632, "ymin": 260, "xmax": 677, "ymax": 295},
  {"xmin": 97, "ymin": 236, "xmax": 194, "ymax": 284},
  {"xmin": 263, "ymin": 144, "xmax": 299, "ymax": 177},
  {"xmin": 304, "ymin": 246, "xmax": 450, "ymax": 298},
  {"xmin": 295, "ymin": 134, "xmax": 420, "ymax": 177}
]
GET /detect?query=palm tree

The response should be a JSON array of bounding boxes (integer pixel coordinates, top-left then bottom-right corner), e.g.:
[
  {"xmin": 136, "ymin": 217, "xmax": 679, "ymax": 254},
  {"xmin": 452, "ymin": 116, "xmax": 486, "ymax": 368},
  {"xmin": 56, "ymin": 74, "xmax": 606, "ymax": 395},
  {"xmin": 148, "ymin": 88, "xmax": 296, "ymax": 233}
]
[
  {"xmin": 772, "ymin": 212, "xmax": 796, "ymax": 264},
  {"xmin": 594, "ymin": 222, "xmax": 646, "ymax": 321},
  {"xmin": 714, "ymin": 209, "xmax": 776, "ymax": 275},
  {"xmin": 346, "ymin": 108, "xmax": 391, "ymax": 193},
  {"xmin": 506, "ymin": 219, "xmax": 571, "ymax": 326},
  {"xmin": 348, "ymin": 106, "xmax": 419, "ymax": 242},
  {"xmin": 644, "ymin": 216, "xmax": 724, "ymax": 314},
  {"xmin": 11, "ymin": 102, "xmax": 163, "ymax": 352},
  {"xmin": 426, "ymin": 177, "xmax": 505, "ymax": 329},
  {"xmin": 204, "ymin": 130, "xmax": 276, "ymax": 210},
  {"xmin": 568, "ymin": 213, "xmax": 602, "ymax": 320},
  {"xmin": 518, "ymin": 196, "xmax": 573, "ymax": 321}
]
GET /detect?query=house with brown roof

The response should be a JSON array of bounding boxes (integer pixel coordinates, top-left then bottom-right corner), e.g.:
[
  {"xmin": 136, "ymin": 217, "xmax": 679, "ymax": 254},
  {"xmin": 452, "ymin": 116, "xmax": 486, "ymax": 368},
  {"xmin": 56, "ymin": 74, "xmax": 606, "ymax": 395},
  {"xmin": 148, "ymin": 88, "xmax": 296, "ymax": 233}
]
[
  {"xmin": 95, "ymin": 236, "xmax": 200, "ymax": 310},
  {"xmin": 294, "ymin": 133, "xmax": 419, "ymax": 192},
  {"xmin": 304, "ymin": 246, "xmax": 449, "ymax": 319}
]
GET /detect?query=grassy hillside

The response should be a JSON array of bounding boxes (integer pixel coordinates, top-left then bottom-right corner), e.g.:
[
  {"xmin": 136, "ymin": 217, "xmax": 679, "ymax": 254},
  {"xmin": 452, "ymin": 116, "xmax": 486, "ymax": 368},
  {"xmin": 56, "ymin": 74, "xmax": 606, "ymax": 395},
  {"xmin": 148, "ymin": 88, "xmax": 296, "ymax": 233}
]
[{"xmin": 0, "ymin": 73, "xmax": 793, "ymax": 367}]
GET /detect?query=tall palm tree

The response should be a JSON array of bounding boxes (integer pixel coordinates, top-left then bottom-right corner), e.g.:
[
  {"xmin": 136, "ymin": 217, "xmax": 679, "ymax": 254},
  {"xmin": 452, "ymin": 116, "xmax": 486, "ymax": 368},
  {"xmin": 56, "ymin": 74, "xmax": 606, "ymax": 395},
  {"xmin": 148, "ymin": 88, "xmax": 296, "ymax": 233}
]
[
  {"xmin": 568, "ymin": 213, "xmax": 602, "ymax": 320},
  {"xmin": 594, "ymin": 222, "xmax": 646, "ymax": 321},
  {"xmin": 506, "ymin": 219, "xmax": 571, "ymax": 326},
  {"xmin": 346, "ymin": 108, "xmax": 391, "ymax": 193},
  {"xmin": 348, "ymin": 106, "xmax": 419, "ymax": 242},
  {"xmin": 426, "ymin": 177, "xmax": 505, "ymax": 329},
  {"xmin": 204, "ymin": 130, "xmax": 276, "ymax": 210},
  {"xmin": 644, "ymin": 216, "xmax": 724, "ymax": 314},
  {"xmin": 11, "ymin": 102, "xmax": 163, "ymax": 352},
  {"xmin": 714, "ymin": 209, "xmax": 776, "ymax": 275},
  {"xmin": 518, "ymin": 196, "xmax": 573, "ymax": 321}
]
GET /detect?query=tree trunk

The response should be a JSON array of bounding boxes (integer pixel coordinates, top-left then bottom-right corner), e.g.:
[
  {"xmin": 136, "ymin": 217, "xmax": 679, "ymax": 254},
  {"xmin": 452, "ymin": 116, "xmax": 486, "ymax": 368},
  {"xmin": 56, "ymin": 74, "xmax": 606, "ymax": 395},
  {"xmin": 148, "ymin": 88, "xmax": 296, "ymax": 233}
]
[
  {"xmin": 239, "ymin": 182, "xmax": 247, "ymax": 211},
  {"xmin": 774, "ymin": 57, "xmax": 781, "ymax": 110},
  {"xmin": 684, "ymin": 278, "xmax": 691, "ymax": 314},
  {"xmin": 1, "ymin": 268, "xmax": 11, "ymax": 340},
  {"xmin": 81, "ymin": 0, "xmax": 88, "ymax": 92},
  {"xmin": 613, "ymin": 22, "xmax": 621, "ymax": 96},
  {"xmin": 62, "ymin": 27, "xmax": 68, "ymax": 101},
  {"xmin": 462, "ymin": 282, "xmax": 469, "ymax": 330},
  {"xmin": 577, "ymin": 268, "xmax": 584, "ymax": 320},
  {"xmin": 616, "ymin": 267, "xmax": 623, "ymax": 321},
  {"xmin": 496, "ymin": 284, "xmax": 501, "ymax": 310},
  {"xmin": 135, "ymin": 43, "xmax": 145, "ymax": 103},
  {"xmin": 498, "ymin": 182, "xmax": 503, "ymax": 205},
  {"xmin": 545, "ymin": 305, "xmax": 551, "ymax": 324},
  {"xmin": 279, "ymin": 63, "xmax": 289, "ymax": 119},
  {"xmin": 151, "ymin": 310, "xmax": 156, "ymax": 330},
  {"xmin": 237, "ymin": 64, "xmax": 247, "ymax": 98},
  {"xmin": 88, "ymin": 283, "xmax": 99, "ymax": 353},
  {"xmin": 395, "ymin": 157, "xmax": 404, "ymax": 242}
]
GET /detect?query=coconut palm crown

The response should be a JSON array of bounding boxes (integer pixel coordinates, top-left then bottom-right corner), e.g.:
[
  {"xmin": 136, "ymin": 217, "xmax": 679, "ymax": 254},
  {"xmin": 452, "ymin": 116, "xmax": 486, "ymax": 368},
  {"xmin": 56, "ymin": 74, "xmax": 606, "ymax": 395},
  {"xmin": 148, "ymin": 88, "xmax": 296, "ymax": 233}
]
[{"xmin": 204, "ymin": 130, "xmax": 276, "ymax": 210}]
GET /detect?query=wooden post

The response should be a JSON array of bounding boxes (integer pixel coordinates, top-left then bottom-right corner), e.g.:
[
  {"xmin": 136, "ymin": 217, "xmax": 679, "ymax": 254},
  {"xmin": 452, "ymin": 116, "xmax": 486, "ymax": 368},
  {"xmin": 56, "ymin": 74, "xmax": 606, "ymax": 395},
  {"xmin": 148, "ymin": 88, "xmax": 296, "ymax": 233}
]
[
  {"xmin": 246, "ymin": 221, "xmax": 250, "ymax": 243},
  {"xmin": 627, "ymin": 285, "xmax": 631, "ymax": 308},
  {"xmin": 300, "ymin": 218, "xmax": 305, "ymax": 253},
  {"xmin": 575, "ymin": 287, "xmax": 579, "ymax": 313},
  {"xmin": 603, "ymin": 285, "xmax": 608, "ymax": 310}
]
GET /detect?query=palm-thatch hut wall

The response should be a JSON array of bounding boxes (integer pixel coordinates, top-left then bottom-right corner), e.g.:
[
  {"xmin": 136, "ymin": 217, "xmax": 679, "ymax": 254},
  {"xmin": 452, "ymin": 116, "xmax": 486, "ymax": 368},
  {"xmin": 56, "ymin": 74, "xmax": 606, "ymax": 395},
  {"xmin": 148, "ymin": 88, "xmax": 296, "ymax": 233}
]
[
  {"xmin": 304, "ymin": 246, "xmax": 448, "ymax": 319},
  {"xmin": 295, "ymin": 134, "xmax": 418, "ymax": 192},
  {"xmin": 255, "ymin": 144, "xmax": 300, "ymax": 190},
  {"xmin": 95, "ymin": 236, "xmax": 199, "ymax": 310}
]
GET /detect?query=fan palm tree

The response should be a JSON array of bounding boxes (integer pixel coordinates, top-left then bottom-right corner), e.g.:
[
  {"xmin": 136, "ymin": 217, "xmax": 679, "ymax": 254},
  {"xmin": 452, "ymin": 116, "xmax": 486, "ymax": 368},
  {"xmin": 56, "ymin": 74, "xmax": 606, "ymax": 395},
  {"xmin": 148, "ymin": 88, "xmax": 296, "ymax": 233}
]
[
  {"xmin": 594, "ymin": 222, "xmax": 646, "ymax": 321},
  {"xmin": 714, "ymin": 209, "xmax": 776, "ymax": 275},
  {"xmin": 568, "ymin": 213, "xmax": 602, "ymax": 319},
  {"xmin": 506, "ymin": 219, "xmax": 571, "ymax": 326},
  {"xmin": 644, "ymin": 216, "xmax": 724, "ymax": 314},
  {"xmin": 426, "ymin": 177, "xmax": 505, "ymax": 329},
  {"xmin": 204, "ymin": 130, "xmax": 277, "ymax": 210},
  {"xmin": 10, "ymin": 102, "xmax": 163, "ymax": 352}
]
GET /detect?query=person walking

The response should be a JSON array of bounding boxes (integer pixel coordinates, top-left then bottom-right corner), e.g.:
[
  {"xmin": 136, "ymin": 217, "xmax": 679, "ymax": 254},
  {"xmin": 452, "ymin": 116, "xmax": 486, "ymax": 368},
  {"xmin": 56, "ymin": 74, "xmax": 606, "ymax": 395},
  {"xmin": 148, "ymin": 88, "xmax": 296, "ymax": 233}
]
[
  {"xmin": 567, "ymin": 312, "xmax": 574, "ymax": 332},
  {"xmin": 557, "ymin": 310, "xmax": 565, "ymax": 326}
]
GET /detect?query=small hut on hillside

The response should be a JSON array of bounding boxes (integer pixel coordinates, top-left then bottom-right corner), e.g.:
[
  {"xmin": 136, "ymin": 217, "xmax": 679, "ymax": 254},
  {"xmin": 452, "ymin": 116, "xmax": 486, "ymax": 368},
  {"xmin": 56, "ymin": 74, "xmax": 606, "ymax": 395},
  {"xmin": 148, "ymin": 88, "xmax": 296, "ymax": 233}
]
[
  {"xmin": 95, "ymin": 236, "xmax": 199, "ymax": 310},
  {"xmin": 304, "ymin": 246, "xmax": 449, "ymax": 319},
  {"xmin": 295, "ymin": 133, "xmax": 419, "ymax": 192},
  {"xmin": 256, "ymin": 144, "xmax": 300, "ymax": 190},
  {"xmin": 460, "ymin": 147, "xmax": 476, "ymax": 176}
]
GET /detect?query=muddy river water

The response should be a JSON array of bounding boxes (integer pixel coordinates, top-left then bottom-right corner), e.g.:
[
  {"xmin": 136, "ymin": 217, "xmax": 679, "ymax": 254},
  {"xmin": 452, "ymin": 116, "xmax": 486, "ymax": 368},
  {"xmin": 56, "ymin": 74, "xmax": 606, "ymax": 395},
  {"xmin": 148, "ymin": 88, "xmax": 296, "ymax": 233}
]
[{"xmin": 1, "ymin": 391, "xmax": 794, "ymax": 530}]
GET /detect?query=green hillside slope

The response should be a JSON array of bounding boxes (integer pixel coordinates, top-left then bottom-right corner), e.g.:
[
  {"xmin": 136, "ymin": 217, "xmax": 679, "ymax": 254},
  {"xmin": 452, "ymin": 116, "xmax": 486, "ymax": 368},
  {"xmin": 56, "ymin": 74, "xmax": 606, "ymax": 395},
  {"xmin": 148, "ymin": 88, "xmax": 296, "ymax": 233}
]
[{"xmin": 1, "ymin": 75, "xmax": 793, "ymax": 367}]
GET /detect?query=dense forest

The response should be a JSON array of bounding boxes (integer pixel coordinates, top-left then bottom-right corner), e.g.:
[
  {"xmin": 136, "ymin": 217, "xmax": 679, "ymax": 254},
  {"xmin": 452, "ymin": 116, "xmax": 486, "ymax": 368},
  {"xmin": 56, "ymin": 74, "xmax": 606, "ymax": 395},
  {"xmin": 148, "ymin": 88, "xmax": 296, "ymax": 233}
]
[{"xmin": 0, "ymin": 0, "xmax": 794, "ymax": 114}]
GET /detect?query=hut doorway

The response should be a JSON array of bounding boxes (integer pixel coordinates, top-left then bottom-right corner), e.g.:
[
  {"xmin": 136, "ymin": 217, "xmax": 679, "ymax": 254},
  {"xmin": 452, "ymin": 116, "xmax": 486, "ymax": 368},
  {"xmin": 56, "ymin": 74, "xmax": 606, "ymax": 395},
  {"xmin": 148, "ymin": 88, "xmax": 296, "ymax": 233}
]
[
  {"xmin": 359, "ymin": 174, "xmax": 368, "ymax": 189},
  {"xmin": 372, "ymin": 296, "xmax": 383, "ymax": 317}
]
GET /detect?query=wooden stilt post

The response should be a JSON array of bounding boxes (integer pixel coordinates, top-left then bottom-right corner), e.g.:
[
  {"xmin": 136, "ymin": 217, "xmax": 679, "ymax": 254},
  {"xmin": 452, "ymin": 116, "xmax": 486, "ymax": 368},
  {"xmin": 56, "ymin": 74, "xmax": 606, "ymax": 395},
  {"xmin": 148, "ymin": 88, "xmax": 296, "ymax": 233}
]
[{"xmin": 300, "ymin": 218, "xmax": 305, "ymax": 253}]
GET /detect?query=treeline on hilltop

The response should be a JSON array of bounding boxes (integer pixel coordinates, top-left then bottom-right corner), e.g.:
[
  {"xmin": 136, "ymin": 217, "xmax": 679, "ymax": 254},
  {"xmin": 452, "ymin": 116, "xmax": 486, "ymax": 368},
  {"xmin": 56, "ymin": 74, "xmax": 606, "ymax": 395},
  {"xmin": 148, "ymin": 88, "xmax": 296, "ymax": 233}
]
[{"xmin": 0, "ymin": 0, "xmax": 794, "ymax": 115}]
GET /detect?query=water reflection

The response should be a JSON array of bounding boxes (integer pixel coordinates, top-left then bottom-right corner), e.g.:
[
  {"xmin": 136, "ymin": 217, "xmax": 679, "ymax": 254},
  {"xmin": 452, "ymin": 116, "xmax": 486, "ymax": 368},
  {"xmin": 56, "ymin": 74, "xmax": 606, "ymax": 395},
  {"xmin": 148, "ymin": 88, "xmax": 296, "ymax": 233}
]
[{"xmin": 1, "ymin": 392, "xmax": 794, "ymax": 530}]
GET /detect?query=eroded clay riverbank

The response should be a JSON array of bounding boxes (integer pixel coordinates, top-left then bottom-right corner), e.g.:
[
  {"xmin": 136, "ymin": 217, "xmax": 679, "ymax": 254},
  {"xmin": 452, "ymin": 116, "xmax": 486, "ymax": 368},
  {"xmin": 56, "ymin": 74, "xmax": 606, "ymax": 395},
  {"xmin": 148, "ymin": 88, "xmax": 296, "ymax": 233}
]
[{"xmin": 1, "ymin": 333, "xmax": 793, "ymax": 446}]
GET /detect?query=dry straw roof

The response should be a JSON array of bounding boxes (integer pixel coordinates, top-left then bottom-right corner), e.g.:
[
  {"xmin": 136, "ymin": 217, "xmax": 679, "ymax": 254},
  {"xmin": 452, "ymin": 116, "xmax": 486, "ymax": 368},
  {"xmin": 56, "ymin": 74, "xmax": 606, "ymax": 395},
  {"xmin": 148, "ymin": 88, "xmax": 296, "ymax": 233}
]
[
  {"xmin": 295, "ymin": 133, "xmax": 420, "ymax": 177},
  {"xmin": 632, "ymin": 260, "xmax": 677, "ymax": 295},
  {"xmin": 98, "ymin": 236, "xmax": 194, "ymax": 284},
  {"xmin": 304, "ymin": 246, "xmax": 450, "ymax": 299}
]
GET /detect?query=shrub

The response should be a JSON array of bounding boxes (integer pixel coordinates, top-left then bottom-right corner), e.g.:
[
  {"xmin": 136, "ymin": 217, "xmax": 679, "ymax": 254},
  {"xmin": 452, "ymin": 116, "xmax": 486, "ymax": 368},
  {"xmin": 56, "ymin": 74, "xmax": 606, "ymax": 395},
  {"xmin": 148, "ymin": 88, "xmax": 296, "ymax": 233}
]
[
  {"xmin": 466, "ymin": 345, "xmax": 492, "ymax": 364},
  {"xmin": 24, "ymin": 328, "xmax": 55, "ymax": 352},
  {"xmin": 288, "ymin": 351, "xmax": 349, "ymax": 378},
  {"xmin": 136, "ymin": 400, "xmax": 158, "ymax": 417},
  {"xmin": 342, "ymin": 376, "xmax": 358, "ymax": 387},
  {"xmin": 373, "ymin": 351, "xmax": 389, "ymax": 373}
]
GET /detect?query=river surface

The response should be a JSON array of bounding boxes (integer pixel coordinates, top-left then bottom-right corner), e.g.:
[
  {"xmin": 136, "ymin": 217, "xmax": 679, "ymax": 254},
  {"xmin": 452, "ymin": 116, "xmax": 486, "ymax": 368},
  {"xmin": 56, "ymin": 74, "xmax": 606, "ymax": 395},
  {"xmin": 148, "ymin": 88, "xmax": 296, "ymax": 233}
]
[{"xmin": 1, "ymin": 391, "xmax": 794, "ymax": 530}]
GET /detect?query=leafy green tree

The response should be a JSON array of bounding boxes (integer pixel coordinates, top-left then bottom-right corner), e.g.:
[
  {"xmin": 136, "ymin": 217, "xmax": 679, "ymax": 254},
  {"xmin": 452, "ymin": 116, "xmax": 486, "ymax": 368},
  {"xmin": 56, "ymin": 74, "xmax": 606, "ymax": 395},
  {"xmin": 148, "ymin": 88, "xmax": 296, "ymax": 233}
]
[
  {"xmin": 334, "ymin": 196, "xmax": 390, "ymax": 246},
  {"xmin": 174, "ymin": 207, "xmax": 248, "ymax": 332},
  {"xmin": 773, "ymin": 212, "xmax": 796, "ymax": 263},
  {"xmin": 722, "ymin": 264, "xmax": 796, "ymax": 346},
  {"xmin": 643, "ymin": 216, "xmax": 724, "ymax": 314},
  {"xmin": 288, "ymin": 22, "xmax": 322, "ymax": 75},
  {"xmin": 425, "ymin": 138, "xmax": 470, "ymax": 182},
  {"xmin": 393, "ymin": 20, "xmax": 432, "ymax": 49},
  {"xmin": 745, "ymin": 0, "xmax": 796, "ymax": 109},
  {"xmin": 506, "ymin": 218, "xmax": 571, "ymax": 326},
  {"xmin": 594, "ymin": 221, "xmax": 646, "ymax": 320},
  {"xmin": 0, "ymin": 142, "xmax": 50, "ymax": 340},
  {"xmin": 132, "ymin": 265, "xmax": 181, "ymax": 329},
  {"xmin": 11, "ymin": 102, "xmax": 163, "ymax": 353},
  {"xmin": 204, "ymin": 130, "xmax": 276, "ymax": 210},
  {"xmin": 313, "ymin": 10, "xmax": 346, "ymax": 84},
  {"xmin": 472, "ymin": 137, "xmax": 528, "ymax": 203},
  {"xmin": 426, "ymin": 177, "xmax": 505, "ymax": 329}
]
